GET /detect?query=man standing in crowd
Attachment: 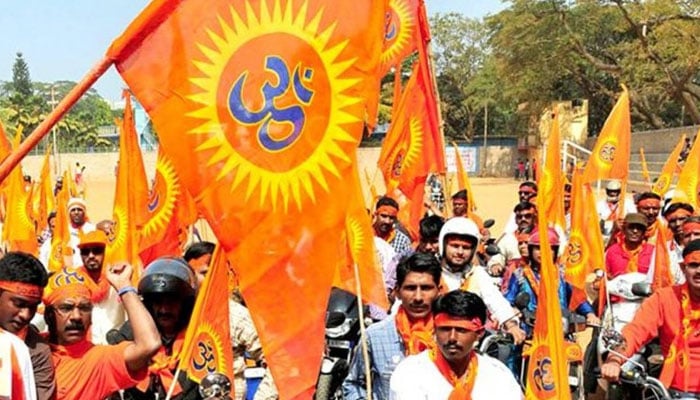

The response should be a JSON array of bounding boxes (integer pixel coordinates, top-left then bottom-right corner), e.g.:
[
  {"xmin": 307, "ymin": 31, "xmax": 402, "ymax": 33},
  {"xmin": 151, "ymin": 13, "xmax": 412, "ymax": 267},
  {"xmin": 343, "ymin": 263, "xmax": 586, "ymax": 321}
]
[
  {"xmin": 108, "ymin": 257, "xmax": 201, "ymax": 399},
  {"xmin": 44, "ymin": 264, "xmax": 161, "ymax": 400},
  {"xmin": 373, "ymin": 196, "xmax": 412, "ymax": 256},
  {"xmin": 663, "ymin": 202, "xmax": 694, "ymax": 284},
  {"xmin": 416, "ymin": 215, "xmax": 444, "ymax": 257},
  {"xmin": 77, "ymin": 230, "xmax": 125, "ymax": 345},
  {"xmin": 67, "ymin": 197, "xmax": 96, "ymax": 266},
  {"xmin": 596, "ymin": 180, "xmax": 635, "ymax": 240},
  {"xmin": 343, "ymin": 252, "xmax": 442, "ymax": 400},
  {"xmin": 0, "ymin": 252, "xmax": 54, "ymax": 399},
  {"xmin": 390, "ymin": 290, "xmax": 522, "ymax": 399}
]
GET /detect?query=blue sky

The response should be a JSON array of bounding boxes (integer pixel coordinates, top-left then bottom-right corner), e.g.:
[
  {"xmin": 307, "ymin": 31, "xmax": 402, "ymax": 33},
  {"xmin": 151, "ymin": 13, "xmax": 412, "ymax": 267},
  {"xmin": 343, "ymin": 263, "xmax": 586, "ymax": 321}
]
[{"xmin": 0, "ymin": 1, "xmax": 505, "ymax": 102}]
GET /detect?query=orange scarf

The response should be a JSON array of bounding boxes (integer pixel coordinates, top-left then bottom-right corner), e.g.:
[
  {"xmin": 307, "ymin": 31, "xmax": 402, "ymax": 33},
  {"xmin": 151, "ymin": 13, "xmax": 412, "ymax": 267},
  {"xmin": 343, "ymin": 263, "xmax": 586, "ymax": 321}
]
[
  {"xmin": 77, "ymin": 267, "xmax": 111, "ymax": 304},
  {"xmin": 522, "ymin": 265, "xmax": 540, "ymax": 299},
  {"xmin": 395, "ymin": 306, "xmax": 435, "ymax": 355},
  {"xmin": 662, "ymin": 285, "xmax": 700, "ymax": 390},
  {"xmin": 136, "ymin": 332, "xmax": 185, "ymax": 395},
  {"xmin": 621, "ymin": 243, "xmax": 643, "ymax": 273},
  {"xmin": 430, "ymin": 348, "xmax": 479, "ymax": 400}
]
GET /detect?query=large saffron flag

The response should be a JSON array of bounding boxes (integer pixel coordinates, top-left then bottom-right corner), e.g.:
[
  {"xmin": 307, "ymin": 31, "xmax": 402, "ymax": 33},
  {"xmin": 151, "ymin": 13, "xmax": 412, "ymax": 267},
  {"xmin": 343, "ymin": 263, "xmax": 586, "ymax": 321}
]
[
  {"xmin": 537, "ymin": 111, "xmax": 565, "ymax": 230},
  {"xmin": 110, "ymin": 1, "xmax": 388, "ymax": 397},
  {"xmin": 652, "ymin": 134, "xmax": 686, "ymax": 196},
  {"xmin": 106, "ymin": 92, "xmax": 149, "ymax": 272},
  {"xmin": 673, "ymin": 129, "xmax": 700, "ymax": 209},
  {"xmin": 380, "ymin": 0, "xmax": 419, "ymax": 75},
  {"xmin": 582, "ymin": 85, "xmax": 630, "ymax": 184},
  {"xmin": 178, "ymin": 245, "xmax": 234, "ymax": 384},
  {"xmin": 1, "ymin": 127, "xmax": 36, "ymax": 254},
  {"xmin": 564, "ymin": 168, "xmax": 605, "ymax": 309},
  {"xmin": 525, "ymin": 196, "xmax": 571, "ymax": 400},
  {"xmin": 36, "ymin": 145, "xmax": 54, "ymax": 235}
]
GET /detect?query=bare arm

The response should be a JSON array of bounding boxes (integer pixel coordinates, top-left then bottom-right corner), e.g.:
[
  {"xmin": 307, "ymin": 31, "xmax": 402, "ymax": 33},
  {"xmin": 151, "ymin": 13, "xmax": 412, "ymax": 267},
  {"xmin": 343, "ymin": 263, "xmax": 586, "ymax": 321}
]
[{"xmin": 106, "ymin": 263, "xmax": 161, "ymax": 373}]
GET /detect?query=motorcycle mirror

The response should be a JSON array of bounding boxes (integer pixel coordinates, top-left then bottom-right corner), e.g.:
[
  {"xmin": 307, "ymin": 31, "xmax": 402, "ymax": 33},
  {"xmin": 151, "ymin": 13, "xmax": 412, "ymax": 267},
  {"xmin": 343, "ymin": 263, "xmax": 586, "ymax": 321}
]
[
  {"xmin": 485, "ymin": 244, "xmax": 500, "ymax": 256},
  {"xmin": 631, "ymin": 282, "xmax": 653, "ymax": 298},
  {"xmin": 199, "ymin": 372, "xmax": 232, "ymax": 400},
  {"xmin": 514, "ymin": 292, "xmax": 531, "ymax": 310},
  {"xmin": 483, "ymin": 219, "xmax": 495, "ymax": 229}
]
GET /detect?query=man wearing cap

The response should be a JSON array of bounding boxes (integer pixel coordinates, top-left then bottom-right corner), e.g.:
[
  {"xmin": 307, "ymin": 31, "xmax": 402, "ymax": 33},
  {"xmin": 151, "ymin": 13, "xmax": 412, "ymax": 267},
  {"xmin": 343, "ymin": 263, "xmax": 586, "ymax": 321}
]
[
  {"xmin": 663, "ymin": 202, "xmax": 694, "ymax": 285},
  {"xmin": 604, "ymin": 213, "xmax": 654, "ymax": 279},
  {"xmin": 601, "ymin": 239, "xmax": 700, "ymax": 399},
  {"xmin": 389, "ymin": 290, "xmax": 522, "ymax": 399},
  {"xmin": 373, "ymin": 196, "xmax": 412, "ymax": 257},
  {"xmin": 44, "ymin": 264, "xmax": 161, "ymax": 400},
  {"xmin": 66, "ymin": 197, "xmax": 95, "ymax": 267},
  {"xmin": 597, "ymin": 180, "xmax": 636, "ymax": 238},
  {"xmin": 77, "ymin": 230, "xmax": 125, "ymax": 345},
  {"xmin": 0, "ymin": 252, "xmax": 54, "ymax": 399}
]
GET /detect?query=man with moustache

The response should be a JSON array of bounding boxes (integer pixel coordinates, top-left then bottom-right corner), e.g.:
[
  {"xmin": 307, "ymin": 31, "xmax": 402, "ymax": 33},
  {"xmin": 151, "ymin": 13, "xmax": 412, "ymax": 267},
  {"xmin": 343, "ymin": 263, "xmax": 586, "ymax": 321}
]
[
  {"xmin": 0, "ymin": 252, "xmax": 54, "ymax": 399},
  {"xmin": 343, "ymin": 252, "xmax": 442, "ymax": 400},
  {"xmin": 662, "ymin": 202, "xmax": 694, "ymax": 284},
  {"xmin": 108, "ymin": 257, "xmax": 200, "ymax": 400},
  {"xmin": 605, "ymin": 213, "xmax": 654, "ymax": 279},
  {"xmin": 602, "ymin": 239, "xmax": 700, "ymax": 398},
  {"xmin": 390, "ymin": 290, "xmax": 522, "ymax": 399},
  {"xmin": 373, "ymin": 196, "xmax": 412, "ymax": 257},
  {"xmin": 77, "ymin": 230, "xmax": 125, "ymax": 344},
  {"xmin": 44, "ymin": 264, "xmax": 161, "ymax": 400}
]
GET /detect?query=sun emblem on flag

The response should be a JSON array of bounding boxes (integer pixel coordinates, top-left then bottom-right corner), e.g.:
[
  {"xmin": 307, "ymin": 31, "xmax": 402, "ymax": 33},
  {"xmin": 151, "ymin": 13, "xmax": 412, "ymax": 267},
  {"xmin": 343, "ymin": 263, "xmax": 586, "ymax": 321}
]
[
  {"xmin": 382, "ymin": 0, "xmax": 417, "ymax": 69},
  {"xmin": 188, "ymin": 0, "xmax": 364, "ymax": 211},
  {"xmin": 346, "ymin": 215, "xmax": 368, "ymax": 263},
  {"xmin": 403, "ymin": 117, "xmax": 424, "ymax": 173},
  {"xmin": 108, "ymin": 206, "xmax": 129, "ymax": 254},
  {"xmin": 142, "ymin": 155, "xmax": 180, "ymax": 240},
  {"xmin": 598, "ymin": 141, "xmax": 616, "ymax": 164}
]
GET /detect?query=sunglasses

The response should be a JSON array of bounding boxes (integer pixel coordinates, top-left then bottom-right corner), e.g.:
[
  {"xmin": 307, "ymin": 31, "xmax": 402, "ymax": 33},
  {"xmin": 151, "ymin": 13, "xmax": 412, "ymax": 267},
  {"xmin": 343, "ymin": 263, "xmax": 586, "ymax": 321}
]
[
  {"xmin": 516, "ymin": 213, "xmax": 535, "ymax": 220},
  {"xmin": 518, "ymin": 191, "xmax": 536, "ymax": 197},
  {"xmin": 80, "ymin": 246, "xmax": 105, "ymax": 256}
]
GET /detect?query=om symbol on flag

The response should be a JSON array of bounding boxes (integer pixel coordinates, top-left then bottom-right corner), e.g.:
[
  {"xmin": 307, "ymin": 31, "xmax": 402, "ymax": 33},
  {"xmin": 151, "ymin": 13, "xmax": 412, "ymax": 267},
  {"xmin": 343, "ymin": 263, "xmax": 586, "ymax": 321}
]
[
  {"xmin": 599, "ymin": 142, "xmax": 616, "ymax": 163},
  {"xmin": 193, "ymin": 339, "xmax": 217, "ymax": 374},
  {"xmin": 229, "ymin": 56, "xmax": 314, "ymax": 152}
]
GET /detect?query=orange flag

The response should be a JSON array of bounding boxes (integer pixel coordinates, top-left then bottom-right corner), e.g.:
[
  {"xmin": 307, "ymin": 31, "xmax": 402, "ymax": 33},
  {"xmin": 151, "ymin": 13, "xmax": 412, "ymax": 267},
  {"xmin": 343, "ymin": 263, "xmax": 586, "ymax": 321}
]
[
  {"xmin": 564, "ymin": 169, "xmax": 605, "ymax": 309},
  {"xmin": 1, "ymin": 126, "xmax": 36, "ymax": 254},
  {"xmin": 537, "ymin": 111, "xmax": 565, "ymax": 230},
  {"xmin": 48, "ymin": 171, "xmax": 73, "ymax": 272},
  {"xmin": 106, "ymin": 91, "xmax": 149, "ymax": 272},
  {"xmin": 452, "ymin": 142, "xmax": 477, "ymax": 214},
  {"xmin": 652, "ymin": 229, "xmax": 674, "ymax": 291},
  {"xmin": 36, "ymin": 145, "xmax": 54, "ymax": 234},
  {"xmin": 582, "ymin": 85, "xmax": 630, "ymax": 184},
  {"xmin": 672, "ymin": 129, "xmax": 700, "ymax": 209},
  {"xmin": 380, "ymin": 0, "xmax": 419, "ymax": 75},
  {"xmin": 177, "ymin": 245, "xmax": 234, "ymax": 384},
  {"xmin": 652, "ymin": 134, "xmax": 686, "ymax": 195},
  {"xmin": 525, "ymin": 196, "xmax": 571, "ymax": 400},
  {"xmin": 139, "ymin": 148, "xmax": 195, "ymax": 264},
  {"xmin": 111, "ymin": 1, "xmax": 388, "ymax": 397}
]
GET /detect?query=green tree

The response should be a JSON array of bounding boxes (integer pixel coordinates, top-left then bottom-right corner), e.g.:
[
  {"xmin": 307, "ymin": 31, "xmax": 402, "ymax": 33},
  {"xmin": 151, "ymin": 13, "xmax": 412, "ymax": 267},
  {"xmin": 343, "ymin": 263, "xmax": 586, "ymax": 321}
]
[{"xmin": 11, "ymin": 53, "xmax": 32, "ymax": 98}]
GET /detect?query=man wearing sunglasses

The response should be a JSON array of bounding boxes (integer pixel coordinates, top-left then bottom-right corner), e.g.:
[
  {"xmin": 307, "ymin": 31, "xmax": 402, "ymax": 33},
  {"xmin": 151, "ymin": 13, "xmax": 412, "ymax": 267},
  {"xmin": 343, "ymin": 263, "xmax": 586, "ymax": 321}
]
[
  {"xmin": 76, "ymin": 230, "xmax": 125, "ymax": 345},
  {"xmin": 501, "ymin": 181, "xmax": 538, "ymax": 235}
]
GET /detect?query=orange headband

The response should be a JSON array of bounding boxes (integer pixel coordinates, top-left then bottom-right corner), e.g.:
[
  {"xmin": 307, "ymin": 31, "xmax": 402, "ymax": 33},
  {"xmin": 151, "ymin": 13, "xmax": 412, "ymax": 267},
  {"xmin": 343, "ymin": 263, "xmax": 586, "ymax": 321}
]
[
  {"xmin": 377, "ymin": 205, "xmax": 398, "ymax": 216},
  {"xmin": 683, "ymin": 222, "xmax": 700, "ymax": 234},
  {"xmin": 0, "ymin": 281, "xmax": 42, "ymax": 301},
  {"xmin": 637, "ymin": 198, "xmax": 660, "ymax": 208},
  {"xmin": 668, "ymin": 209, "xmax": 692, "ymax": 219},
  {"xmin": 684, "ymin": 251, "xmax": 700, "ymax": 264},
  {"xmin": 434, "ymin": 313, "xmax": 484, "ymax": 332}
]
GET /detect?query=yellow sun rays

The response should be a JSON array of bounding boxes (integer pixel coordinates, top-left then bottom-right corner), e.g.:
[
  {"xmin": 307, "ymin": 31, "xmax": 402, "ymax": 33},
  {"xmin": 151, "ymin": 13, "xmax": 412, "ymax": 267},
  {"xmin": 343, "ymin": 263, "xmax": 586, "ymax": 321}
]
[
  {"xmin": 381, "ymin": 0, "xmax": 417, "ymax": 67},
  {"xmin": 188, "ymin": 0, "xmax": 364, "ymax": 212},
  {"xmin": 402, "ymin": 117, "xmax": 424, "ymax": 173},
  {"xmin": 141, "ymin": 155, "xmax": 180, "ymax": 240}
]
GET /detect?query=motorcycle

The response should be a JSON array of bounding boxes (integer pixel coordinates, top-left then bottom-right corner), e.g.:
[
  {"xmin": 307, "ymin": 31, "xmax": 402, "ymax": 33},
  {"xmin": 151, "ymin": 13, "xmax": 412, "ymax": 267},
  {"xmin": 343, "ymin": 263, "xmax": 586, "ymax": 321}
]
[
  {"xmin": 586, "ymin": 271, "xmax": 662, "ymax": 399},
  {"xmin": 314, "ymin": 287, "xmax": 365, "ymax": 400},
  {"xmin": 199, "ymin": 373, "xmax": 233, "ymax": 400},
  {"xmin": 597, "ymin": 329, "xmax": 670, "ymax": 400}
]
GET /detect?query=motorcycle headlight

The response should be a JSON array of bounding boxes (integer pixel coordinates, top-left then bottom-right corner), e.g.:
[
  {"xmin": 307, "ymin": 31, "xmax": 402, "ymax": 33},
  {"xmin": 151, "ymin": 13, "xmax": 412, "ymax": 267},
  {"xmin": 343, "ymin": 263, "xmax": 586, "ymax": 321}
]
[{"xmin": 326, "ymin": 318, "xmax": 353, "ymax": 338}]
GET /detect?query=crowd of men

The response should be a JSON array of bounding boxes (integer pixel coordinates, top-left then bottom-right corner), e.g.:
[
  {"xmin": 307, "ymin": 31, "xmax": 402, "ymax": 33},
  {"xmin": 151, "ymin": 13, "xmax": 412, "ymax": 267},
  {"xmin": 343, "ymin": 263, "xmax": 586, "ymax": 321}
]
[
  {"xmin": 1, "ymin": 197, "xmax": 277, "ymax": 400},
  {"xmin": 4, "ymin": 172, "xmax": 700, "ymax": 399}
]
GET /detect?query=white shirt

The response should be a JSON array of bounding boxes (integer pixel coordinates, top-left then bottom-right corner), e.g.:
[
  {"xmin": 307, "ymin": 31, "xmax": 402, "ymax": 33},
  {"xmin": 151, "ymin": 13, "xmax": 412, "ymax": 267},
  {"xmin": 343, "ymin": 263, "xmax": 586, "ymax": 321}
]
[
  {"xmin": 390, "ymin": 351, "xmax": 522, "ymax": 400},
  {"xmin": 0, "ymin": 330, "xmax": 37, "ymax": 400},
  {"xmin": 69, "ymin": 222, "xmax": 96, "ymax": 267},
  {"xmin": 596, "ymin": 198, "xmax": 636, "ymax": 221},
  {"xmin": 442, "ymin": 265, "xmax": 517, "ymax": 325},
  {"xmin": 90, "ymin": 287, "xmax": 126, "ymax": 345}
]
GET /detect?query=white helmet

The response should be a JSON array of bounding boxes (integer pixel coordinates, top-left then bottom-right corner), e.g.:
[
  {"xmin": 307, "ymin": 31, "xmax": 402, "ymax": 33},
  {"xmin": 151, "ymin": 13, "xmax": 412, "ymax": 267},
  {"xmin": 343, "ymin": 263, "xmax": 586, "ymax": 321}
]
[
  {"xmin": 606, "ymin": 180, "xmax": 622, "ymax": 191},
  {"xmin": 438, "ymin": 217, "xmax": 481, "ymax": 256}
]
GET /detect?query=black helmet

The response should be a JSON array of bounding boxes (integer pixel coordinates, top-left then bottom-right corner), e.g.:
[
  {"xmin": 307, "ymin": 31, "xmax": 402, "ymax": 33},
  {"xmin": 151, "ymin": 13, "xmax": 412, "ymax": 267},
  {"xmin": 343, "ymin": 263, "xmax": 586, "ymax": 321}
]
[{"xmin": 138, "ymin": 257, "xmax": 196, "ymax": 298}]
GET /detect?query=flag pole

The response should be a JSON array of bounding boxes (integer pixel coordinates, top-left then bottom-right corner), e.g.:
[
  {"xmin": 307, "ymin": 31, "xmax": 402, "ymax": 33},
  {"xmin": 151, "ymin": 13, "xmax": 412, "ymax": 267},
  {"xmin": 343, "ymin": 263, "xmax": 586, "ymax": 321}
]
[
  {"xmin": 0, "ymin": 56, "xmax": 114, "ymax": 183},
  {"xmin": 352, "ymin": 263, "xmax": 373, "ymax": 400},
  {"xmin": 165, "ymin": 368, "xmax": 182, "ymax": 400}
]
